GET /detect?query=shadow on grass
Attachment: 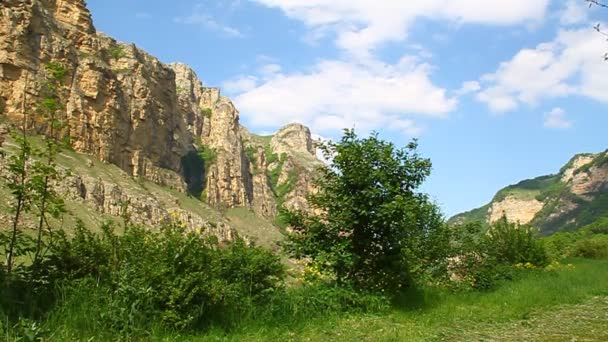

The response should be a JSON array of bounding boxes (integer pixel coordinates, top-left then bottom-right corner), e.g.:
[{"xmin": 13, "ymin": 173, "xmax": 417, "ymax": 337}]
[{"xmin": 391, "ymin": 285, "xmax": 444, "ymax": 312}]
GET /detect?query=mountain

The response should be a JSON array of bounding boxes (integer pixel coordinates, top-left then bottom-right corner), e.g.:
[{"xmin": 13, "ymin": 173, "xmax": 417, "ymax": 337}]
[
  {"xmin": 0, "ymin": 0, "xmax": 322, "ymax": 244},
  {"xmin": 450, "ymin": 151, "xmax": 608, "ymax": 234}
]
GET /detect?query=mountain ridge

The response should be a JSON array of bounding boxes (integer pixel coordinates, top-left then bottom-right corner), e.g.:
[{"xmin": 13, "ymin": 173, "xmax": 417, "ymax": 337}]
[
  {"xmin": 0, "ymin": 0, "xmax": 322, "ymax": 242},
  {"xmin": 450, "ymin": 150, "xmax": 608, "ymax": 234}
]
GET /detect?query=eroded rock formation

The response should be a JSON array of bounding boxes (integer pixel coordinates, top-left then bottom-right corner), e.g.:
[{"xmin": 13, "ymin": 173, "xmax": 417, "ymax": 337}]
[{"xmin": 0, "ymin": 0, "xmax": 323, "ymax": 237}]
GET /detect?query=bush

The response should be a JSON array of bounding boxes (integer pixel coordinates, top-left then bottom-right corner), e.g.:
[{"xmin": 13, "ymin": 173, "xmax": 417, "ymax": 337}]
[
  {"xmin": 447, "ymin": 218, "xmax": 549, "ymax": 290},
  {"xmin": 486, "ymin": 217, "xmax": 550, "ymax": 267},
  {"xmin": 572, "ymin": 237, "xmax": 608, "ymax": 259},
  {"xmin": 21, "ymin": 219, "xmax": 285, "ymax": 333}
]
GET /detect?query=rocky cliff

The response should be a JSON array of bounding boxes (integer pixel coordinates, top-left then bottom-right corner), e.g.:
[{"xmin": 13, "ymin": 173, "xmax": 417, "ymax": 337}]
[
  {"xmin": 450, "ymin": 151, "xmax": 608, "ymax": 234},
  {"xmin": 0, "ymin": 0, "xmax": 323, "ymax": 239}
]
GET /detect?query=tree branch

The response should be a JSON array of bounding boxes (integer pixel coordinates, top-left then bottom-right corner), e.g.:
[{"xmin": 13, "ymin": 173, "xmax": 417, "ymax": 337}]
[{"xmin": 586, "ymin": 0, "xmax": 608, "ymax": 9}]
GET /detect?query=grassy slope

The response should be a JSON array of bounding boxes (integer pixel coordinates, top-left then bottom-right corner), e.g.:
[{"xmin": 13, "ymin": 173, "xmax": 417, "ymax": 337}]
[
  {"xmin": 451, "ymin": 155, "xmax": 608, "ymax": 234},
  {"xmin": 0, "ymin": 135, "xmax": 282, "ymax": 246},
  {"xmin": 449, "ymin": 175, "xmax": 560, "ymax": 226},
  {"xmin": 444, "ymin": 296, "xmax": 608, "ymax": 341},
  {"xmin": 128, "ymin": 258, "xmax": 608, "ymax": 341}
]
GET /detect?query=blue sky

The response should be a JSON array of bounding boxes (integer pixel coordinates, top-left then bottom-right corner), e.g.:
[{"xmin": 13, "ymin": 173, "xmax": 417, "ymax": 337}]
[{"xmin": 87, "ymin": 0, "xmax": 607, "ymax": 217}]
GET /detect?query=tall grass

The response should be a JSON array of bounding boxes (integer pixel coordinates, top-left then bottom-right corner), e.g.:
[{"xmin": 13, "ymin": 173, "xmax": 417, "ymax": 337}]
[
  {"xmin": 172, "ymin": 258, "xmax": 606, "ymax": 341},
  {"xmin": 6, "ymin": 258, "xmax": 602, "ymax": 341}
]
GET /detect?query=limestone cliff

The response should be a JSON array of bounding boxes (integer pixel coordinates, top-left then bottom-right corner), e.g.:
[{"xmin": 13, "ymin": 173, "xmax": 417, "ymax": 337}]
[
  {"xmin": 450, "ymin": 151, "xmax": 608, "ymax": 234},
  {"xmin": 0, "ymin": 0, "xmax": 323, "ymax": 239}
]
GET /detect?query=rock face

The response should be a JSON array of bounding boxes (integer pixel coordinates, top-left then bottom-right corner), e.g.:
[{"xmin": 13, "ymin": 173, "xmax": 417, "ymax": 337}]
[
  {"xmin": 451, "ymin": 151, "xmax": 608, "ymax": 234},
  {"xmin": 240, "ymin": 123, "xmax": 324, "ymax": 216},
  {"xmin": 568, "ymin": 153, "xmax": 608, "ymax": 198},
  {"xmin": 561, "ymin": 155, "xmax": 595, "ymax": 183},
  {"xmin": 0, "ymin": 0, "xmax": 323, "ymax": 233},
  {"xmin": 270, "ymin": 124, "xmax": 321, "ymax": 212},
  {"xmin": 487, "ymin": 196, "xmax": 544, "ymax": 225}
]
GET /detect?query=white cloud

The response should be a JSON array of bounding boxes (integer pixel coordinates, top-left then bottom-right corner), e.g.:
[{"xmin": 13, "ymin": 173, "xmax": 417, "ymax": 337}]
[
  {"xmin": 222, "ymin": 76, "xmax": 258, "ymax": 93},
  {"xmin": 475, "ymin": 26, "xmax": 608, "ymax": 112},
  {"xmin": 225, "ymin": 0, "xmax": 555, "ymax": 135},
  {"xmin": 311, "ymin": 133, "xmax": 333, "ymax": 165},
  {"xmin": 544, "ymin": 107, "xmax": 573, "ymax": 129},
  {"xmin": 259, "ymin": 63, "xmax": 282, "ymax": 79},
  {"xmin": 249, "ymin": 0, "xmax": 550, "ymax": 55},
  {"xmin": 456, "ymin": 81, "xmax": 481, "ymax": 96},
  {"xmin": 231, "ymin": 56, "xmax": 456, "ymax": 134},
  {"xmin": 175, "ymin": 5, "xmax": 243, "ymax": 38},
  {"xmin": 559, "ymin": 0, "xmax": 588, "ymax": 25}
]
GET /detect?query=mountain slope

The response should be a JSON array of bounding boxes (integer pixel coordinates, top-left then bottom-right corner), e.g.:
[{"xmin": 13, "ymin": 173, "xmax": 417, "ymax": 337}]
[
  {"xmin": 0, "ymin": 0, "xmax": 322, "ymax": 243},
  {"xmin": 450, "ymin": 151, "xmax": 608, "ymax": 234}
]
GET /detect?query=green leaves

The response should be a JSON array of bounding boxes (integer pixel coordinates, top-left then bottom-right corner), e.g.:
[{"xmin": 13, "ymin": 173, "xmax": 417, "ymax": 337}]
[
  {"xmin": 284, "ymin": 129, "xmax": 446, "ymax": 294},
  {"xmin": 40, "ymin": 220, "xmax": 285, "ymax": 331}
]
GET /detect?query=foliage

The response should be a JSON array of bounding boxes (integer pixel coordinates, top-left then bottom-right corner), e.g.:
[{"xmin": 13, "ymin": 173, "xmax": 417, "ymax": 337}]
[
  {"xmin": 485, "ymin": 217, "xmax": 549, "ymax": 267},
  {"xmin": 535, "ymin": 179, "xmax": 568, "ymax": 201},
  {"xmin": 265, "ymin": 144, "xmax": 280, "ymax": 165},
  {"xmin": 1, "ymin": 62, "xmax": 68, "ymax": 277},
  {"xmin": 491, "ymin": 175, "xmax": 558, "ymax": 202},
  {"xmin": 573, "ymin": 151, "xmax": 608, "ymax": 175},
  {"xmin": 283, "ymin": 129, "xmax": 448, "ymax": 294},
  {"xmin": 559, "ymin": 153, "xmax": 594, "ymax": 174},
  {"xmin": 1, "ymin": 218, "xmax": 285, "ymax": 335},
  {"xmin": 245, "ymin": 145, "xmax": 258, "ymax": 170},
  {"xmin": 448, "ymin": 204, "xmax": 490, "ymax": 226},
  {"xmin": 275, "ymin": 168, "xmax": 298, "ymax": 206},
  {"xmin": 572, "ymin": 236, "xmax": 608, "ymax": 259},
  {"xmin": 201, "ymin": 107, "xmax": 212, "ymax": 119},
  {"xmin": 447, "ymin": 218, "xmax": 549, "ymax": 290},
  {"xmin": 107, "ymin": 43, "xmax": 125, "ymax": 60},
  {"xmin": 267, "ymin": 153, "xmax": 286, "ymax": 190}
]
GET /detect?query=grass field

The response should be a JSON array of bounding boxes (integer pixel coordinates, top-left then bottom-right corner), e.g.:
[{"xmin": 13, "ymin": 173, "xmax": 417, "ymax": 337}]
[{"xmin": 29, "ymin": 258, "xmax": 607, "ymax": 341}]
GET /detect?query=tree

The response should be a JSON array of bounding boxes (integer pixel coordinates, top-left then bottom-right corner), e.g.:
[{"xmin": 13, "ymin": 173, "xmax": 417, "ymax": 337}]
[
  {"xmin": 31, "ymin": 62, "xmax": 68, "ymax": 269},
  {"xmin": 586, "ymin": 0, "xmax": 608, "ymax": 60},
  {"xmin": 283, "ymin": 129, "xmax": 447, "ymax": 294},
  {"xmin": 1, "ymin": 63, "xmax": 68, "ymax": 277},
  {"xmin": 2, "ymin": 72, "xmax": 36, "ymax": 277}
]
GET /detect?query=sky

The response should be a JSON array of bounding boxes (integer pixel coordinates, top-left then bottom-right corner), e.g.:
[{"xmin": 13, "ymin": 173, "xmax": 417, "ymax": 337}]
[{"xmin": 87, "ymin": 0, "xmax": 607, "ymax": 217}]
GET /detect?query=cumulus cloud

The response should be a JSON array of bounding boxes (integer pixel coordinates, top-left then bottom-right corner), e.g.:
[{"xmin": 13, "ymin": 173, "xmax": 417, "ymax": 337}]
[
  {"xmin": 559, "ymin": 0, "xmax": 588, "ymax": 25},
  {"xmin": 222, "ymin": 76, "xmax": 258, "ymax": 93},
  {"xmin": 544, "ymin": 107, "xmax": 573, "ymax": 129},
  {"xmin": 224, "ymin": 0, "xmax": 556, "ymax": 136},
  {"xmin": 249, "ymin": 0, "xmax": 550, "ymax": 55},
  {"xmin": 456, "ymin": 81, "xmax": 481, "ymax": 96},
  {"xmin": 475, "ymin": 26, "xmax": 608, "ymax": 112},
  {"xmin": 175, "ymin": 5, "xmax": 243, "ymax": 38},
  {"xmin": 230, "ymin": 56, "xmax": 455, "ymax": 134}
]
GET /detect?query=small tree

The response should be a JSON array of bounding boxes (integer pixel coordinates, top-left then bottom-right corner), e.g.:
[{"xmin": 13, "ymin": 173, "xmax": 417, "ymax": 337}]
[
  {"xmin": 31, "ymin": 62, "xmax": 68, "ymax": 269},
  {"xmin": 283, "ymin": 129, "xmax": 447, "ymax": 294},
  {"xmin": 3, "ymin": 74, "xmax": 34, "ymax": 277}
]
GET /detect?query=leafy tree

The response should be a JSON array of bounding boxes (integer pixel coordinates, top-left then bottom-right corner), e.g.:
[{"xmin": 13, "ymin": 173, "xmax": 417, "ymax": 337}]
[
  {"xmin": 3, "ymin": 74, "xmax": 34, "ymax": 277},
  {"xmin": 283, "ymin": 129, "xmax": 447, "ymax": 294},
  {"xmin": 31, "ymin": 62, "xmax": 68, "ymax": 269},
  {"xmin": 2, "ymin": 63, "xmax": 69, "ymax": 278}
]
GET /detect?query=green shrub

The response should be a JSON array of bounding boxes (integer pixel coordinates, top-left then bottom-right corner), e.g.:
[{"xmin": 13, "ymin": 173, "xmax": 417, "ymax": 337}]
[
  {"xmin": 201, "ymin": 108, "xmax": 212, "ymax": 119},
  {"xmin": 486, "ymin": 217, "xmax": 549, "ymax": 267},
  {"xmin": 35, "ymin": 220, "xmax": 285, "ymax": 332},
  {"xmin": 107, "ymin": 44, "xmax": 125, "ymax": 60},
  {"xmin": 448, "ymin": 218, "xmax": 549, "ymax": 290},
  {"xmin": 572, "ymin": 237, "xmax": 608, "ymax": 259},
  {"xmin": 245, "ymin": 145, "xmax": 257, "ymax": 169}
]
